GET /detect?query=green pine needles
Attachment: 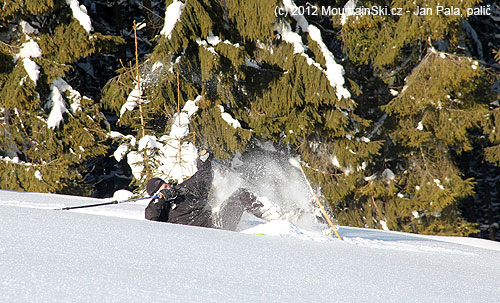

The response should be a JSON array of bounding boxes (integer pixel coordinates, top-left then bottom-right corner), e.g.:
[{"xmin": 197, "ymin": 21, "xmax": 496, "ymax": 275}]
[
  {"xmin": 1, "ymin": 0, "xmax": 499, "ymax": 238},
  {"xmin": 340, "ymin": 0, "xmax": 498, "ymax": 235},
  {"xmin": 0, "ymin": 0, "xmax": 122, "ymax": 194}
]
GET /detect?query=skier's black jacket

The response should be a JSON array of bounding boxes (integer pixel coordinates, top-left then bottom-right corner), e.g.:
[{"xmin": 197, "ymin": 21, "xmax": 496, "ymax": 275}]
[{"xmin": 145, "ymin": 159, "xmax": 214, "ymax": 228}]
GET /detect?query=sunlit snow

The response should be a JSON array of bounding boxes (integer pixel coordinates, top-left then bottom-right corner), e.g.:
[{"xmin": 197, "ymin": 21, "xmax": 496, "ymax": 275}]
[
  {"xmin": 66, "ymin": 0, "xmax": 93, "ymax": 32},
  {"xmin": 1, "ymin": 189, "xmax": 499, "ymax": 302},
  {"xmin": 160, "ymin": 0, "xmax": 185, "ymax": 38}
]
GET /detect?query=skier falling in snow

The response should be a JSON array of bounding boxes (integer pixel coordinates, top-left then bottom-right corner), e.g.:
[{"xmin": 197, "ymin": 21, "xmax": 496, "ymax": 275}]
[{"xmin": 145, "ymin": 150, "xmax": 269, "ymax": 231}]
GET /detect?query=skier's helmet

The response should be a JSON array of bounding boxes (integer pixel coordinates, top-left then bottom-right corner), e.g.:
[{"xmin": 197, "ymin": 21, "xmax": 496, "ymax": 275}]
[{"xmin": 146, "ymin": 177, "xmax": 167, "ymax": 196}]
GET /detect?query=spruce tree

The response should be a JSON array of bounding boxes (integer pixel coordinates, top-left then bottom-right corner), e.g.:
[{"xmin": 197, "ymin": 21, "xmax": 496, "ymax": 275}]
[
  {"xmin": 0, "ymin": 0, "xmax": 121, "ymax": 194},
  {"xmin": 458, "ymin": 40, "xmax": 500, "ymax": 240},
  {"xmin": 2, "ymin": 0, "xmax": 498, "ymax": 238},
  {"xmin": 484, "ymin": 49, "xmax": 500, "ymax": 165},
  {"xmin": 102, "ymin": 0, "xmax": 381, "ymax": 198},
  {"xmin": 339, "ymin": 0, "xmax": 498, "ymax": 235}
]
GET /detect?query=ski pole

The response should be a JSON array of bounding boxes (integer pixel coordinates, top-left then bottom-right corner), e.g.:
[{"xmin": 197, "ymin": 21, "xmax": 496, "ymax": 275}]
[
  {"xmin": 289, "ymin": 158, "xmax": 343, "ymax": 240},
  {"xmin": 56, "ymin": 195, "xmax": 159, "ymax": 211},
  {"xmin": 212, "ymin": 158, "xmax": 223, "ymax": 166}
]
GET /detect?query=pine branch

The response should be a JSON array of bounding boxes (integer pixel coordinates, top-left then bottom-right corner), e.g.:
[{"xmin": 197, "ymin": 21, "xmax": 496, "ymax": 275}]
[
  {"xmin": 0, "ymin": 40, "xmax": 18, "ymax": 54},
  {"xmin": 176, "ymin": 71, "xmax": 182, "ymax": 167}
]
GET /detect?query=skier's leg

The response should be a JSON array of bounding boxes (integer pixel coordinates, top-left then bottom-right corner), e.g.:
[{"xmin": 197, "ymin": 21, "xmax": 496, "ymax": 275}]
[
  {"xmin": 236, "ymin": 188, "xmax": 265, "ymax": 217},
  {"xmin": 213, "ymin": 190, "xmax": 246, "ymax": 231},
  {"xmin": 234, "ymin": 188, "xmax": 284, "ymax": 220},
  {"xmin": 213, "ymin": 188, "xmax": 264, "ymax": 230},
  {"xmin": 213, "ymin": 188, "xmax": 284, "ymax": 230}
]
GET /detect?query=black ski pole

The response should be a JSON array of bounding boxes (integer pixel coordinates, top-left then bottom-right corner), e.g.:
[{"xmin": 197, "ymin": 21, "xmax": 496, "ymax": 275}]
[{"xmin": 56, "ymin": 195, "xmax": 159, "ymax": 211}]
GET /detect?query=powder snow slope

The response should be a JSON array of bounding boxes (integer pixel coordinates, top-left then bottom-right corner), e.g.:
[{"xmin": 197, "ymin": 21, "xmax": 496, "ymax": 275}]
[{"xmin": 1, "ymin": 190, "xmax": 499, "ymax": 302}]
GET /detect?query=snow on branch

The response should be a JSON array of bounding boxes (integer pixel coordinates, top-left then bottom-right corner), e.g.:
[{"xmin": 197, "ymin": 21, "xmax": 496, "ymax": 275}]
[
  {"xmin": 218, "ymin": 105, "xmax": 241, "ymax": 128},
  {"xmin": 66, "ymin": 0, "xmax": 93, "ymax": 33},
  {"xmin": 120, "ymin": 82, "xmax": 141, "ymax": 117},
  {"xmin": 0, "ymin": 156, "xmax": 51, "ymax": 169},
  {"xmin": 280, "ymin": 0, "xmax": 351, "ymax": 101},
  {"xmin": 196, "ymin": 39, "xmax": 218, "ymax": 55},
  {"xmin": 0, "ymin": 156, "xmax": 48, "ymax": 182},
  {"xmin": 22, "ymin": 58, "xmax": 40, "ymax": 86},
  {"xmin": 340, "ymin": 0, "xmax": 357, "ymax": 25},
  {"xmin": 46, "ymin": 78, "xmax": 83, "ymax": 129},
  {"xmin": 117, "ymin": 96, "xmax": 202, "ymax": 183},
  {"xmin": 119, "ymin": 61, "xmax": 168, "ymax": 118},
  {"xmin": 16, "ymin": 21, "xmax": 42, "ymax": 86},
  {"xmin": 307, "ymin": 26, "xmax": 351, "ymax": 100},
  {"xmin": 151, "ymin": 95, "xmax": 202, "ymax": 182},
  {"xmin": 47, "ymin": 83, "xmax": 68, "ymax": 129},
  {"xmin": 160, "ymin": 0, "xmax": 185, "ymax": 38},
  {"xmin": 17, "ymin": 40, "xmax": 42, "ymax": 60},
  {"xmin": 207, "ymin": 32, "xmax": 221, "ymax": 45},
  {"xmin": 196, "ymin": 32, "xmax": 241, "ymax": 55}
]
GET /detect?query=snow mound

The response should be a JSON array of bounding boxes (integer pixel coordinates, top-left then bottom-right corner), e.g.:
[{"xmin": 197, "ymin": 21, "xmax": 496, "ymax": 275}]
[
  {"xmin": 344, "ymin": 237, "xmax": 475, "ymax": 255},
  {"xmin": 111, "ymin": 189, "xmax": 134, "ymax": 201},
  {"xmin": 2, "ymin": 189, "xmax": 500, "ymax": 302}
]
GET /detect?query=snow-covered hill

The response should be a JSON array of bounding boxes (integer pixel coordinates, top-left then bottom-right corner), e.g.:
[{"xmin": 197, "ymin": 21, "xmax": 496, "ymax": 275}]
[{"xmin": 1, "ymin": 190, "xmax": 499, "ymax": 302}]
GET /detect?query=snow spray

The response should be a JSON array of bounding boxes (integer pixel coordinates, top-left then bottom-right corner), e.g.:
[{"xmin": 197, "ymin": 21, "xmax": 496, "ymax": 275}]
[{"xmin": 209, "ymin": 146, "xmax": 328, "ymax": 232}]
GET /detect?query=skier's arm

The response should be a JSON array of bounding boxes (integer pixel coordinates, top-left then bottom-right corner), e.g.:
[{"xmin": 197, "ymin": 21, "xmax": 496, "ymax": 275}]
[
  {"xmin": 193, "ymin": 159, "xmax": 213, "ymax": 194},
  {"xmin": 145, "ymin": 198, "xmax": 165, "ymax": 221},
  {"xmin": 178, "ymin": 157, "xmax": 213, "ymax": 199},
  {"xmin": 144, "ymin": 188, "xmax": 177, "ymax": 221}
]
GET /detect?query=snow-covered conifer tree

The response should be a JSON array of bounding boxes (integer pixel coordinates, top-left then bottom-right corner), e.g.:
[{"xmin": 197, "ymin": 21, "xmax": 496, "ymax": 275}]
[
  {"xmin": 339, "ymin": 0, "xmax": 499, "ymax": 235},
  {"xmin": 0, "ymin": 0, "xmax": 121, "ymax": 194},
  {"xmin": 102, "ymin": 0, "xmax": 380, "ymax": 196}
]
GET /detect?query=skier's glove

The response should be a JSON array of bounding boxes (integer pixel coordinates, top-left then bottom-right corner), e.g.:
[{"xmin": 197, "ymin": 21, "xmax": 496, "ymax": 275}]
[
  {"xmin": 158, "ymin": 188, "xmax": 178, "ymax": 202},
  {"xmin": 199, "ymin": 149, "xmax": 212, "ymax": 162}
]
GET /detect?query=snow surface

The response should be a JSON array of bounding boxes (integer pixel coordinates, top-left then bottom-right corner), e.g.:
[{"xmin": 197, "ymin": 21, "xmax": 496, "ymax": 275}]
[{"xmin": 1, "ymin": 189, "xmax": 500, "ymax": 302}]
